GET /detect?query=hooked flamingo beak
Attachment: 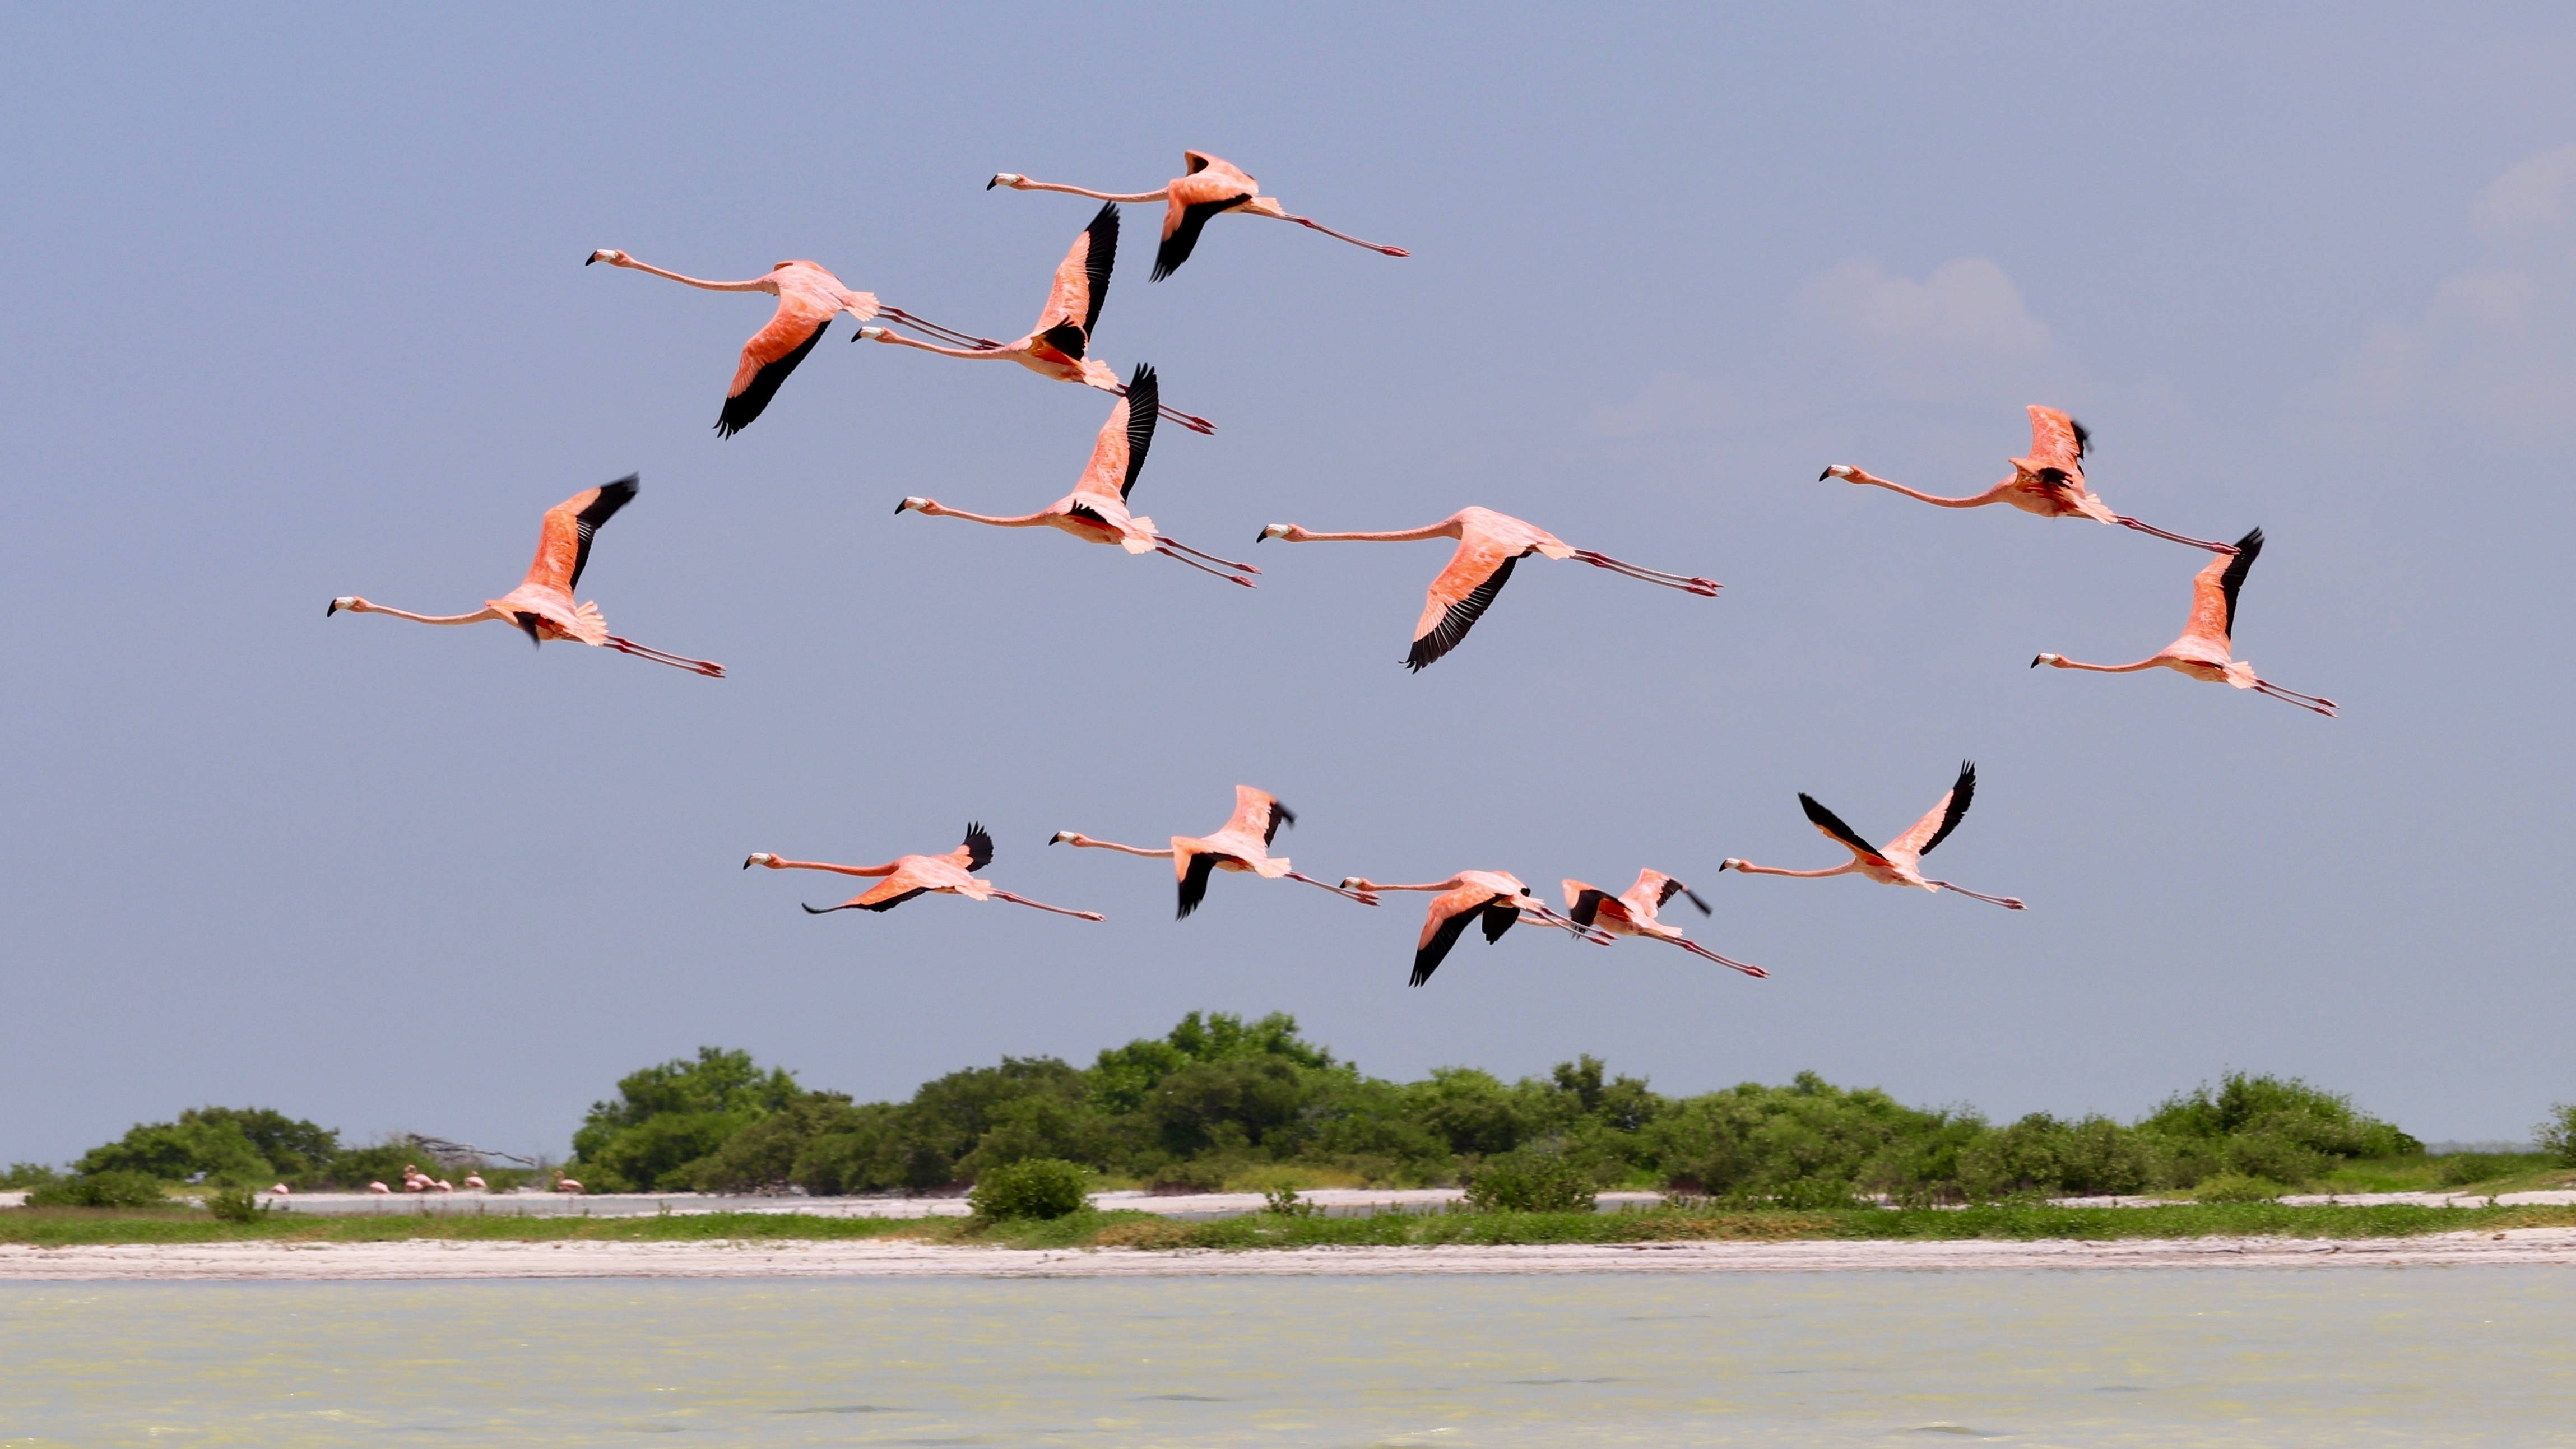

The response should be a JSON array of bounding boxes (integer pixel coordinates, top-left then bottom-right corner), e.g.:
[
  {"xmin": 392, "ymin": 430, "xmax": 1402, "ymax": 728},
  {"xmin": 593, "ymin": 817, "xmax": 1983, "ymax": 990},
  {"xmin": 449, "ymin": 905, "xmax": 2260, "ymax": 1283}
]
[
  {"xmin": 1818, "ymin": 468, "xmax": 1831, "ymax": 481},
  {"xmin": 2030, "ymin": 656, "xmax": 2043, "ymax": 668},
  {"xmin": 325, "ymin": 599, "xmax": 340, "ymax": 617}
]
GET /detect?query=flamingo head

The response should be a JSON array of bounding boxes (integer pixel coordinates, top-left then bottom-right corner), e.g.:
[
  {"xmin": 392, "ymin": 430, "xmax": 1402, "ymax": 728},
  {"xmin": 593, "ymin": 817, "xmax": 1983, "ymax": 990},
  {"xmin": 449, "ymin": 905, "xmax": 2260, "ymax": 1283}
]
[
  {"xmin": 744, "ymin": 852, "xmax": 778, "ymax": 870},
  {"xmin": 1258, "ymin": 523, "xmax": 1303, "ymax": 543},
  {"xmin": 1048, "ymin": 831, "xmax": 1083, "ymax": 847},
  {"xmin": 1337, "ymin": 876, "xmax": 1373, "ymax": 893},
  {"xmin": 1819, "ymin": 464, "xmax": 1855, "ymax": 482},
  {"xmin": 857, "ymin": 325, "xmax": 889, "ymax": 341},
  {"xmin": 586, "ymin": 249, "xmax": 627, "ymax": 267},
  {"xmin": 326, "ymin": 596, "xmax": 363, "ymax": 616},
  {"xmin": 987, "ymin": 172, "xmax": 1026, "ymax": 190},
  {"xmin": 2031, "ymin": 653, "xmax": 2063, "ymax": 668},
  {"xmin": 1718, "ymin": 858, "xmax": 1746, "ymax": 872},
  {"xmin": 895, "ymin": 496, "xmax": 932, "ymax": 515}
]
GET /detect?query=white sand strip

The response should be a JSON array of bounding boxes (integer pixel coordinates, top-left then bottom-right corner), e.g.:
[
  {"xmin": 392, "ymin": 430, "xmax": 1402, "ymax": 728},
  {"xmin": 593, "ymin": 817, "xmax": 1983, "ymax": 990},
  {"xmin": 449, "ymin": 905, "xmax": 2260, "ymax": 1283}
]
[{"xmin": 4, "ymin": 1229, "xmax": 2573, "ymax": 1281}]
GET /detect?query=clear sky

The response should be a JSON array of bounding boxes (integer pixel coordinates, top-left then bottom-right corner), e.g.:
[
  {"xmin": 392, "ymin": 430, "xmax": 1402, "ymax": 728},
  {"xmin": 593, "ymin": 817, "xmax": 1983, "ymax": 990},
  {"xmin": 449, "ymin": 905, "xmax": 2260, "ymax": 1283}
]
[{"xmin": 4, "ymin": 4, "xmax": 2572, "ymax": 1164}]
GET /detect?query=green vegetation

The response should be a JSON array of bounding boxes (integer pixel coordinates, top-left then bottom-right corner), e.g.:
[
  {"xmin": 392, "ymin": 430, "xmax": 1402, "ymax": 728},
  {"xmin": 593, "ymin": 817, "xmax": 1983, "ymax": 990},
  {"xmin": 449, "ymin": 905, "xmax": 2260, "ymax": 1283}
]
[
  {"xmin": 4, "ymin": 1201, "xmax": 2573, "ymax": 1252},
  {"xmin": 967, "ymin": 1158, "xmax": 1092, "ymax": 1220},
  {"xmin": 2540, "ymin": 1103, "xmax": 2576, "ymax": 1167},
  {"xmin": 18, "ymin": 1105, "xmax": 536, "ymax": 1198}
]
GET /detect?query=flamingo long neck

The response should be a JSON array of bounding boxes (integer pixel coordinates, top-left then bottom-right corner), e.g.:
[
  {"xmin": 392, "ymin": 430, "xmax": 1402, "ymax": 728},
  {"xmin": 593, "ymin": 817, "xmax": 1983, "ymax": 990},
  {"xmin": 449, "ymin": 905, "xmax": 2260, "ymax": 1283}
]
[
  {"xmin": 920, "ymin": 504, "xmax": 1057, "ymax": 528},
  {"xmin": 1728, "ymin": 861, "xmax": 1858, "ymax": 880},
  {"xmin": 2048, "ymin": 656, "xmax": 2168, "ymax": 674},
  {"xmin": 1855, "ymin": 475, "xmax": 2005, "ymax": 509},
  {"xmin": 358, "ymin": 604, "xmax": 504, "ymax": 626},
  {"xmin": 1064, "ymin": 837, "xmax": 1175, "ymax": 859},
  {"xmin": 1290, "ymin": 523, "xmax": 1460, "ymax": 544},
  {"xmin": 1345, "ymin": 878, "xmax": 1466, "ymax": 893},
  {"xmin": 614, "ymin": 258, "xmax": 774, "ymax": 292},
  {"xmin": 1011, "ymin": 179, "xmax": 1170, "ymax": 204},
  {"xmin": 765, "ymin": 858, "xmax": 901, "ymax": 877}
]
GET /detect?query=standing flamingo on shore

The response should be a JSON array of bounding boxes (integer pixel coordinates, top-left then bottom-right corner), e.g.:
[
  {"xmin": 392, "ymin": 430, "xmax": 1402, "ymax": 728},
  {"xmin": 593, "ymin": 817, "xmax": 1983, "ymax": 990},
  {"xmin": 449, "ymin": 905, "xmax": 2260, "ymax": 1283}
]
[
  {"xmin": 988, "ymin": 151, "xmax": 1408, "ymax": 280},
  {"xmin": 2033, "ymin": 528, "xmax": 2337, "ymax": 716},
  {"xmin": 745, "ymin": 824, "xmax": 1102, "ymax": 921},
  {"xmin": 1562, "ymin": 870, "xmax": 1767, "ymax": 978},
  {"xmin": 1256, "ymin": 508, "xmax": 1718, "ymax": 670},
  {"xmin": 895, "ymin": 364, "xmax": 1258, "ymax": 585},
  {"xmin": 1333, "ymin": 871, "xmax": 1608, "ymax": 987},
  {"xmin": 1050, "ymin": 785, "xmax": 1380, "ymax": 918},
  {"xmin": 327, "ymin": 476, "xmax": 725, "ymax": 677},
  {"xmin": 1719, "ymin": 761, "xmax": 2026, "ymax": 909},
  {"xmin": 1820, "ymin": 406, "xmax": 2235, "ymax": 551},
  {"xmin": 857, "ymin": 203, "xmax": 1214, "ymax": 434},
  {"xmin": 586, "ymin": 250, "xmax": 991, "ymax": 436}
]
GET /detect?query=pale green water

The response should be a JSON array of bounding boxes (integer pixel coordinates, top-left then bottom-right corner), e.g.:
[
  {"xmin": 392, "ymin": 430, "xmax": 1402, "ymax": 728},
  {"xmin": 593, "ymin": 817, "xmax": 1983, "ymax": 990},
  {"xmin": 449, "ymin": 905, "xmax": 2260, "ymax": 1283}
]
[{"xmin": 2, "ymin": 1270, "xmax": 2568, "ymax": 1447}]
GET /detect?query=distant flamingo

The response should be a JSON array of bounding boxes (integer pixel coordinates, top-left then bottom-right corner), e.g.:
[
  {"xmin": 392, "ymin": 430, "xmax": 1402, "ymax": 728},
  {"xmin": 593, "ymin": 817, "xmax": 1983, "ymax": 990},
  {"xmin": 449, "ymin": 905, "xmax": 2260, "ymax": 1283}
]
[
  {"xmin": 2034, "ymin": 528, "xmax": 2337, "ymax": 716},
  {"xmin": 1050, "ymin": 784, "xmax": 1380, "ymax": 918},
  {"xmin": 1562, "ymin": 869, "xmax": 1766, "ymax": 978},
  {"xmin": 586, "ymin": 249, "xmax": 992, "ymax": 436},
  {"xmin": 327, "ymin": 476, "xmax": 725, "ymax": 677},
  {"xmin": 745, "ymin": 824, "xmax": 1103, "ymax": 921},
  {"xmin": 857, "ymin": 202, "xmax": 1215, "ymax": 434},
  {"xmin": 895, "ymin": 364, "xmax": 1258, "ymax": 586},
  {"xmin": 1720, "ymin": 761, "xmax": 2026, "ymax": 909},
  {"xmin": 1820, "ymin": 406, "xmax": 2234, "ymax": 551},
  {"xmin": 989, "ymin": 150, "xmax": 1408, "ymax": 280},
  {"xmin": 268, "ymin": 1183, "xmax": 291, "ymax": 1196},
  {"xmin": 463, "ymin": 1173, "xmax": 488, "ymax": 1191},
  {"xmin": 552, "ymin": 1174, "xmax": 584, "ymax": 1195},
  {"xmin": 1257, "ymin": 508, "xmax": 1718, "ymax": 670},
  {"xmin": 368, "ymin": 1181, "xmax": 391, "ymax": 1195},
  {"xmin": 1333, "ymin": 870, "xmax": 1608, "ymax": 986}
]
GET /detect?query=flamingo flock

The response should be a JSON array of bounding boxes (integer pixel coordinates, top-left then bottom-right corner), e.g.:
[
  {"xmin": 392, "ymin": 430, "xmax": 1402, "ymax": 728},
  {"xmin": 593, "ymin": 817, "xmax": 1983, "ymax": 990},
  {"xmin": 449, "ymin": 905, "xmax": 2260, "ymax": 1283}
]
[{"xmin": 326, "ymin": 148, "xmax": 2336, "ymax": 991}]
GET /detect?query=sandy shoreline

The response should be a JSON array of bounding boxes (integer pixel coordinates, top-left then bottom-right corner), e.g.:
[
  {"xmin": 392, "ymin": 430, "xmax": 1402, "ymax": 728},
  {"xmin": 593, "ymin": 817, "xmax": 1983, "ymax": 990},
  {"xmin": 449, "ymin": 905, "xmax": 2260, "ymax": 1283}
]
[{"xmin": 4, "ymin": 1229, "xmax": 2573, "ymax": 1281}]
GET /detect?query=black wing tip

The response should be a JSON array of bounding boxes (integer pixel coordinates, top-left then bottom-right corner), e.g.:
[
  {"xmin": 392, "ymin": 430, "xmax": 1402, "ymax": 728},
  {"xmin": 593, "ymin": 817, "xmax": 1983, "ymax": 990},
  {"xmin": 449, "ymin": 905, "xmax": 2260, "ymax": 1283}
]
[
  {"xmin": 2070, "ymin": 419, "xmax": 2092, "ymax": 457},
  {"xmin": 1040, "ymin": 322, "xmax": 1088, "ymax": 360},
  {"xmin": 1087, "ymin": 199, "xmax": 1121, "ymax": 233},
  {"xmin": 1128, "ymin": 360, "xmax": 1156, "ymax": 390},
  {"xmin": 1568, "ymin": 890, "xmax": 1605, "ymax": 928},
  {"xmin": 962, "ymin": 822, "xmax": 995, "ymax": 872},
  {"xmin": 2234, "ymin": 526, "xmax": 2264, "ymax": 556},
  {"xmin": 800, "ymin": 903, "xmax": 841, "ymax": 915}
]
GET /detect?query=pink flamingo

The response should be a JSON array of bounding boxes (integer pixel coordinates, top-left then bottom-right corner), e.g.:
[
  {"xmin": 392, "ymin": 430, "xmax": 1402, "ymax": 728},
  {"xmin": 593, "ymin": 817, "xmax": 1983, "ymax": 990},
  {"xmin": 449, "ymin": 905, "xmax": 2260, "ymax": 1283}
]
[
  {"xmin": 1050, "ymin": 784, "xmax": 1380, "ymax": 918},
  {"xmin": 1821, "ymin": 406, "xmax": 2235, "ymax": 551},
  {"xmin": 1720, "ymin": 761, "xmax": 2026, "ymax": 909},
  {"xmin": 367, "ymin": 1181, "xmax": 391, "ymax": 1195},
  {"xmin": 1257, "ymin": 508, "xmax": 1718, "ymax": 670},
  {"xmin": 2034, "ymin": 528, "xmax": 2337, "ymax": 716},
  {"xmin": 586, "ymin": 249, "xmax": 991, "ymax": 436},
  {"xmin": 553, "ymin": 1174, "xmax": 584, "ymax": 1195},
  {"xmin": 857, "ymin": 202, "xmax": 1214, "ymax": 434},
  {"xmin": 463, "ymin": 1173, "xmax": 488, "ymax": 1191},
  {"xmin": 745, "ymin": 824, "xmax": 1102, "ymax": 921},
  {"xmin": 328, "ymin": 476, "xmax": 723, "ymax": 677},
  {"xmin": 895, "ymin": 363, "xmax": 1258, "ymax": 586},
  {"xmin": 988, "ymin": 150, "xmax": 1407, "ymax": 280},
  {"xmin": 1333, "ymin": 870, "xmax": 1608, "ymax": 986},
  {"xmin": 1562, "ymin": 869, "xmax": 1766, "ymax": 978},
  {"xmin": 268, "ymin": 1183, "xmax": 291, "ymax": 1196}
]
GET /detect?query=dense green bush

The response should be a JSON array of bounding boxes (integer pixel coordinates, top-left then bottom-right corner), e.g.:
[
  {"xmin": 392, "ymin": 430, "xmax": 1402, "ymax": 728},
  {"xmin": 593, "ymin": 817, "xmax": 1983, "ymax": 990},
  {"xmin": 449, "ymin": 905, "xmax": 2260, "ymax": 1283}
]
[
  {"xmin": 2, "ymin": 1163, "xmax": 61, "ymax": 1189},
  {"xmin": 968, "ymin": 1158, "xmax": 1091, "ymax": 1220},
  {"xmin": 1463, "ymin": 1147, "xmax": 1598, "ymax": 1213},
  {"xmin": 203, "ymin": 1185, "xmax": 266, "ymax": 1222},
  {"xmin": 26, "ymin": 1170, "xmax": 169, "ymax": 1208},
  {"xmin": 567, "ymin": 1047, "xmax": 805, "ymax": 1191},
  {"xmin": 2537, "ymin": 1104, "xmax": 2576, "ymax": 1168}
]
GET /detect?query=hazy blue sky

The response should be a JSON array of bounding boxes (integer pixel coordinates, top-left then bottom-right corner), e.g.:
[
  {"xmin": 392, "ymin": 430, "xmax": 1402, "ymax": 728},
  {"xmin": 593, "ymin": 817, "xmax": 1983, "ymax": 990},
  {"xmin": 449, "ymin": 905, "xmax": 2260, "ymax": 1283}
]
[{"xmin": 6, "ymin": 4, "xmax": 2573, "ymax": 1163}]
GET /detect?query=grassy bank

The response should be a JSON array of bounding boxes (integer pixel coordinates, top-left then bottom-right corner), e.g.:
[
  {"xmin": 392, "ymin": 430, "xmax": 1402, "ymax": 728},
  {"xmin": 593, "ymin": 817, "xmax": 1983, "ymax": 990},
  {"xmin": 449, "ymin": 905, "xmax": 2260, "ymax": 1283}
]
[{"xmin": 7, "ymin": 1201, "xmax": 2574, "ymax": 1252}]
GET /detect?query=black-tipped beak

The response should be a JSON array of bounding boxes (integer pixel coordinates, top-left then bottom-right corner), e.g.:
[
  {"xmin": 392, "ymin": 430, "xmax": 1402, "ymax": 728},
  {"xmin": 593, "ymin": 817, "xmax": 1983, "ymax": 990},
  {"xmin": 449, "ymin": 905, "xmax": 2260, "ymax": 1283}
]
[
  {"xmin": 894, "ymin": 499, "xmax": 907, "ymax": 514},
  {"xmin": 325, "ymin": 600, "xmax": 339, "ymax": 617},
  {"xmin": 1254, "ymin": 531, "xmax": 1266, "ymax": 542},
  {"xmin": 742, "ymin": 857, "xmax": 755, "ymax": 870},
  {"xmin": 985, "ymin": 176, "xmax": 999, "ymax": 190},
  {"xmin": 1817, "ymin": 468, "xmax": 1830, "ymax": 481},
  {"xmin": 584, "ymin": 253, "xmax": 597, "ymax": 265},
  {"xmin": 2029, "ymin": 656, "xmax": 2043, "ymax": 668}
]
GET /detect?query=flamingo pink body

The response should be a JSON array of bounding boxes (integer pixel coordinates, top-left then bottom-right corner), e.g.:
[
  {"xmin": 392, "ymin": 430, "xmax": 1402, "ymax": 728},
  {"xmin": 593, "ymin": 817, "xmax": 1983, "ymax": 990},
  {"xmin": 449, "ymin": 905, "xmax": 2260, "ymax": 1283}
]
[
  {"xmin": 587, "ymin": 252, "xmax": 888, "ymax": 435},
  {"xmin": 367, "ymin": 1182, "xmax": 390, "ymax": 1195},
  {"xmin": 1562, "ymin": 869, "xmax": 1766, "ymax": 978},
  {"xmin": 1258, "ymin": 507, "xmax": 1719, "ymax": 670},
  {"xmin": 269, "ymin": 1183, "xmax": 290, "ymax": 1196},
  {"xmin": 860, "ymin": 204, "xmax": 1214, "ymax": 434},
  {"xmin": 1821, "ymin": 406, "xmax": 2233, "ymax": 552},
  {"xmin": 1336, "ymin": 870, "xmax": 1608, "ymax": 986},
  {"xmin": 2032, "ymin": 528, "xmax": 2337, "ymax": 716},
  {"xmin": 327, "ymin": 476, "xmax": 725, "ymax": 677},
  {"xmin": 746, "ymin": 824, "xmax": 1103, "ymax": 922},
  {"xmin": 988, "ymin": 150, "xmax": 1408, "ymax": 280},
  {"xmin": 553, "ymin": 1176, "xmax": 584, "ymax": 1195},
  {"xmin": 895, "ymin": 365, "xmax": 1257, "ymax": 585},
  {"xmin": 1720, "ymin": 762, "xmax": 2027, "ymax": 910},
  {"xmin": 463, "ymin": 1174, "xmax": 487, "ymax": 1191},
  {"xmin": 1052, "ymin": 785, "xmax": 1379, "ymax": 918}
]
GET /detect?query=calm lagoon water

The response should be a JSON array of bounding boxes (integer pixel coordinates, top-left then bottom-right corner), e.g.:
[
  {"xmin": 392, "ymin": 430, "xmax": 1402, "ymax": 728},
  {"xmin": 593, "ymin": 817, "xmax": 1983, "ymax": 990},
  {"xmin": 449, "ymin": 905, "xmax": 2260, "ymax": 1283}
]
[{"xmin": 2, "ymin": 1269, "xmax": 2568, "ymax": 1447}]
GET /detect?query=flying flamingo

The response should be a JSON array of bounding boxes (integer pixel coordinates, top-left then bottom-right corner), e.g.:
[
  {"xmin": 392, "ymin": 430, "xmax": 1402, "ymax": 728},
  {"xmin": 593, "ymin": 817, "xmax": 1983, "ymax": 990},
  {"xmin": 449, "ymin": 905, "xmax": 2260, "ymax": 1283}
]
[
  {"xmin": 745, "ymin": 823, "xmax": 1103, "ymax": 921},
  {"xmin": 856, "ymin": 202, "xmax": 1215, "ymax": 434},
  {"xmin": 1719, "ymin": 761, "xmax": 2026, "ymax": 909},
  {"xmin": 894, "ymin": 363, "xmax": 1259, "ymax": 586},
  {"xmin": 1820, "ymin": 406, "xmax": 2235, "ymax": 551},
  {"xmin": 1332, "ymin": 870, "xmax": 1608, "ymax": 987},
  {"xmin": 988, "ymin": 150, "xmax": 1408, "ymax": 280},
  {"xmin": 1256, "ymin": 508, "xmax": 1718, "ymax": 670},
  {"xmin": 585, "ymin": 250, "xmax": 993, "ymax": 436},
  {"xmin": 1561, "ymin": 869, "xmax": 1767, "ymax": 978},
  {"xmin": 1049, "ymin": 784, "xmax": 1380, "ymax": 918},
  {"xmin": 2033, "ymin": 528, "xmax": 2337, "ymax": 716},
  {"xmin": 327, "ymin": 476, "xmax": 725, "ymax": 677}
]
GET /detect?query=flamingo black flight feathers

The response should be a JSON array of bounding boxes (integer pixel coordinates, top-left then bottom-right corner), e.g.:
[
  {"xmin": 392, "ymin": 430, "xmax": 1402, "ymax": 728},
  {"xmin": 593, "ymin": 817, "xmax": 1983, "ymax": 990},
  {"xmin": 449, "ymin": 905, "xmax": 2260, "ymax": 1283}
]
[
  {"xmin": 1154, "ymin": 192, "xmax": 1251, "ymax": 281},
  {"xmin": 1408, "ymin": 554, "xmax": 1519, "ymax": 672},
  {"xmin": 1177, "ymin": 851, "xmax": 1223, "ymax": 919},
  {"xmin": 1567, "ymin": 888, "xmax": 1610, "ymax": 928},
  {"xmin": 1263, "ymin": 798, "xmax": 1294, "ymax": 846},
  {"xmin": 568, "ymin": 476, "xmax": 638, "ymax": 592},
  {"xmin": 1918, "ymin": 762, "xmax": 1977, "ymax": 858},
  {"xmin": 1121, "ymin": 364, "xmax": 1157, "ymax": 500},
  {"xmin": 961, "ymin": 823, "xmax": 995, "ymax": 875},
  {"xmin": 1080, "ymin": 201, "xmax": 1117, "ymax": 338},
  {"xmin": 717, "ymin": 319, "xmax": 830, "ymax": 438},
  {"xmin": 2217, "ymin": 528, "xmax": 2263, "ymax": 638},
  {"xmin": 1798, "ymin": 793, "xmax": 1882, "ymax": 861},
  {"xmin": 1412, "ymin": 908, "xmax": 1478, "ymax": 987}
]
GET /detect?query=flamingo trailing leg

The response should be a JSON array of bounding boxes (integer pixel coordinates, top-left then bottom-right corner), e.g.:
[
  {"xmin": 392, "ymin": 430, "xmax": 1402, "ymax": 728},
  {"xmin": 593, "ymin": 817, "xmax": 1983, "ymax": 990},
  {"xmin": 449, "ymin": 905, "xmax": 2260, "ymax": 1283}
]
[{"xmin": 2033, "ymin": 528, "xmax": 2337, "ymax": 716}]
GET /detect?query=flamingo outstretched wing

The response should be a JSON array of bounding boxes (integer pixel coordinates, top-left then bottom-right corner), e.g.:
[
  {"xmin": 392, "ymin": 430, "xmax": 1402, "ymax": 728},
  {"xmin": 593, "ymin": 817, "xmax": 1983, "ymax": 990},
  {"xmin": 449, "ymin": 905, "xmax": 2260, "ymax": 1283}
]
[
  {"xmin": 1889, "ymin": 761, "xmax": 1977, "ymax": 861},
  {"xmin": 1799, "ymin": 794, "xmax": 1888, "ymax": 865},
  {"xmin": 2021, "ymin": 405, "xmax": 2090, "ymax": 479},
  {"xmin": 718, "ymin": 283, "xmax": 840, "ymax": 437},
  {"xmin": 526, "ymin": 476, "xmax": 638, "ymax": 593},
  {"xmin": 1035, "ymin": 203, "xmax": 1119, "ymax": 357},
  {"xmin": 1407, "ymin": 538, "xmax": 1525, "ymax": 671},
  {"xmin": 1154, "ymin": 169, "xmax": 1256, "ymax": 281}
]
